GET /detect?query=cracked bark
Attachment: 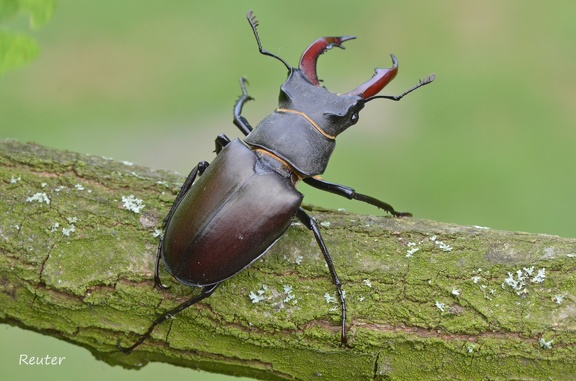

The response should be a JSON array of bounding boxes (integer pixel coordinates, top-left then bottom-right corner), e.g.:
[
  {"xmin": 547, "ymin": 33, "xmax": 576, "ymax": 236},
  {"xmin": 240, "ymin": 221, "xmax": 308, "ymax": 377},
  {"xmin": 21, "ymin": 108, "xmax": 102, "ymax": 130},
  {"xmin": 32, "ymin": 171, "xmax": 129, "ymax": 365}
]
[{"xmin": 1, "ymin": 139, "xmax": 576, "ymax": 381}]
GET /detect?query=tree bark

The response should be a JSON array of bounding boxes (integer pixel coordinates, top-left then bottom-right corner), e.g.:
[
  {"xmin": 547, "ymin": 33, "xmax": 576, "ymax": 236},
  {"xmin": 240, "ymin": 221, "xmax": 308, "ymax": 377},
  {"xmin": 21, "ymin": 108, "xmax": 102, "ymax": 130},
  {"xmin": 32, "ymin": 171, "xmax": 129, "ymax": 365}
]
[{"xmin": 1, "ymin": 139, "xmax": 575, "ymax": 381}]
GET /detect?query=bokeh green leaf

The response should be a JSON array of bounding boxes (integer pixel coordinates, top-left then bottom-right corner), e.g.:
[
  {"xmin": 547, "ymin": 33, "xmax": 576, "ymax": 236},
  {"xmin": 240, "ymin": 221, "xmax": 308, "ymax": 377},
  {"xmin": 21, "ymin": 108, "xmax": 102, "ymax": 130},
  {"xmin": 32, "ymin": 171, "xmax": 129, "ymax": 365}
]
[
  {"xmin": 18, "ymin": 0, "xmax": 56, "ymax": 28},
  {"xmin": 0, "ymin": 31, "xmax": 38, "ymax": 74},
  {"xmin": 0, "ymin": 0, "xmax": 55, "ymax": 75}
]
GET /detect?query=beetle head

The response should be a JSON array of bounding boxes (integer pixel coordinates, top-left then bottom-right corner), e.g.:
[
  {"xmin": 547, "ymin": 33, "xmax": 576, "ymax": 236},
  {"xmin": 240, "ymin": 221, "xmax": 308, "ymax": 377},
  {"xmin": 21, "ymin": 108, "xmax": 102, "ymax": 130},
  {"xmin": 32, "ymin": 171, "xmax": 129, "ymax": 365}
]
[
  {"xmin": 276, "ymin": 36, "xmax": 401, "ymax": 138},
  {"xmin": 246, "ymin": 11, "xmax": 433, "ymax": 141}
]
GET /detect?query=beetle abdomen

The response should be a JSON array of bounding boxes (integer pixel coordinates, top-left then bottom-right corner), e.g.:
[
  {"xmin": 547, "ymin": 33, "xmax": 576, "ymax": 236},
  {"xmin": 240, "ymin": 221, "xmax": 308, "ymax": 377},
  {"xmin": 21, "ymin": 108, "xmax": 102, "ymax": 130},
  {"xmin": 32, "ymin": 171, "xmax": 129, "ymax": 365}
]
[{"xmin": 162, "ymin": 139, "xmax": 303, "ymax": 286}]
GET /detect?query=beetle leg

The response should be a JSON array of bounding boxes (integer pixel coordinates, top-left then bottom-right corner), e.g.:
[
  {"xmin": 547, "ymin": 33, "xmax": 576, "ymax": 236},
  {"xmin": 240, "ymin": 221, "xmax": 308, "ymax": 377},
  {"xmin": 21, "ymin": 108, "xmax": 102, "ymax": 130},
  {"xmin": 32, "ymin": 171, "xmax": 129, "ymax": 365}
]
[
  {"xmin": 156, "ymin": 133, "xmax": 232, "ymax": 290},
  {"xmin": 233, "ymin": 77, "xmax": 254, "ymax": 136},
  {"xmin": 154, "ymin": 241, "xmax": 170, "ymax": 289},
  {"xmin": 303, "ymin": 177, "xmax": 411, "ymax": 217},
  {"xmin": 155, "ymin": 161, "xmax": 210, "ymax": 289},
  {"xmin": 214, "ymin": 133, "xmax": 231, "ymax": 154},
  {"xmin": 296, "ymin": 208, "xmax": 349, "ymax": 347},
  {"xmin": 163, "ymin": 161, "xmax": 210, "ymax": 227},
  {"xmin": 118, "ymin": 284, "xmax": 219, "ymax": 354}
]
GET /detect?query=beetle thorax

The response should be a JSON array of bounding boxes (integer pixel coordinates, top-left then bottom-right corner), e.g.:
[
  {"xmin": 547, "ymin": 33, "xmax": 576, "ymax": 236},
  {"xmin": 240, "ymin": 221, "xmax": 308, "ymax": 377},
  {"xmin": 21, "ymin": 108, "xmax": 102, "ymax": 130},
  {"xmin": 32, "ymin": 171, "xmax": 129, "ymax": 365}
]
[{"xmin": 244, "ymin": 70, "xmax": 364, "ymax": 177}]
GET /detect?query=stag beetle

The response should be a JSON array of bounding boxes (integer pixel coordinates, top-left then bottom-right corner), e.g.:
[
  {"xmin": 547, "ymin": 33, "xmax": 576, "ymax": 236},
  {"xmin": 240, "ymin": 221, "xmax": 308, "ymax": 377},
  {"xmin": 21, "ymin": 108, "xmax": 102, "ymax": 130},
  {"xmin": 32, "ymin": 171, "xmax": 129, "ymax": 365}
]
[{"xmin": 118, "ymin": 11, "xmax": 434, "ymax": 353}]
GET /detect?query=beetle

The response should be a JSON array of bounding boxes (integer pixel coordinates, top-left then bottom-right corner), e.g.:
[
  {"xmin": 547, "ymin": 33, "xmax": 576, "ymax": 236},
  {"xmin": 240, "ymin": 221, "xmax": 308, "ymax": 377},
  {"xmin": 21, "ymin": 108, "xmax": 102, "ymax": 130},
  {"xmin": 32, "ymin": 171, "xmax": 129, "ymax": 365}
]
[{"xmin": 118, "ymin": 11, "xmax": 434, "ymax": 353}]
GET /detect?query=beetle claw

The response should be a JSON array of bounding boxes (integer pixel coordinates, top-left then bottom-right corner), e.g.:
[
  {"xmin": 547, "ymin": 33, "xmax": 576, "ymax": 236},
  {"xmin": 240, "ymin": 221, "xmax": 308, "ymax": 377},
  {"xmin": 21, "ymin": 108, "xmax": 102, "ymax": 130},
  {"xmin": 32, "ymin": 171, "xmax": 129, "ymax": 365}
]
[
  {"xmin": 117, "ymin": 338, "xmax": 136, "ymax": 354},
  {"xmin": 154, "ymin": 271, "xmax": 171, "ymax": 290},
  {"xmin": 155, "ymin": 282, "xmax": 171, "ymax": 290}
]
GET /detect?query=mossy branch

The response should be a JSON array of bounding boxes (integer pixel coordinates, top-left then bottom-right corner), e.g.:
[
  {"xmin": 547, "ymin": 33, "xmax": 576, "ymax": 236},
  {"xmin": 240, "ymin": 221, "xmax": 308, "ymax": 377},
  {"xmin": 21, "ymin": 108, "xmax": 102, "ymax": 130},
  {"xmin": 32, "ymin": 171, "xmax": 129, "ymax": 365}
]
[{"xmin": 1, "ymin": 139, "xmax": 575, "ymax": 381}]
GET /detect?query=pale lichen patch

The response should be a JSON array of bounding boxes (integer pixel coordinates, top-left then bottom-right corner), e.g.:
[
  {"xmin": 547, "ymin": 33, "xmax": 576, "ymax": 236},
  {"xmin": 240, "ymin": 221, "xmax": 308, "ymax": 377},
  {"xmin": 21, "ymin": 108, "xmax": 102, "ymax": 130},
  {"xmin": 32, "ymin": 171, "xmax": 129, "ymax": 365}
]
[
  {"xmin": 26, "ymin": 192, "xmax": 50, "ymax": 204},
  {"xmin": 121, "ymin": 195, "xmax": 145, "ymax": 214}
]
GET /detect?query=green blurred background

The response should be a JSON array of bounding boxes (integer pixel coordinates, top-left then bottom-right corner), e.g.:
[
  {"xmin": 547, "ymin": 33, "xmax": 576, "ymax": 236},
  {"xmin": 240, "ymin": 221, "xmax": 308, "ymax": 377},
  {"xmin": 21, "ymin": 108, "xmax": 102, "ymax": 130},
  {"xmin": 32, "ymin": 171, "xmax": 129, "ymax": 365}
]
[{"xmin": 1, "ymin": 1, "xmax": 575, "ymax": 380}]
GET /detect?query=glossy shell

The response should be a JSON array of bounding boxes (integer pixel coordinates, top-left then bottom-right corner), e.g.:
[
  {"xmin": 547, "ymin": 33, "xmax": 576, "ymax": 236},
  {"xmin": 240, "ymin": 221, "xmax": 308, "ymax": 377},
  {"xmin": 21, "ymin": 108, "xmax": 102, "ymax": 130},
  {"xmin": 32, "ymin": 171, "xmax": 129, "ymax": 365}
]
[{"xmin": 162, "ymin": 139, "xmax": 303, "ymax": 286}]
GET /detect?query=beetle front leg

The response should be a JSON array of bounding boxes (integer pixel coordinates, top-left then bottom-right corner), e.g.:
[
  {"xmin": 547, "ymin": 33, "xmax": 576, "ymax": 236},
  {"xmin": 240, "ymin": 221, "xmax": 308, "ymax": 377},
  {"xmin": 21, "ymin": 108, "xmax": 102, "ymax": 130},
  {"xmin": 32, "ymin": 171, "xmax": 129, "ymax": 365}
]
[
  {"xmin": 296, "ymin": 208, "xmax": 348, "ymax": 347},
  {"xmin": 166, "ymin": 132, "xmax": 232, "ymax": 228},
  {"xmin": 303, "ymin": 177, "xmax": 411, "ymax": 217},
  {"xmin": 155, "ymin": 160, "xmax": 209, "ymax": 289},
  {"xmin": 233, "ymin": 77, "xmax": 254, "ymax": 136},
  {"xmin": 163, "ymin": 161, "xmax": 210, "ymax": 228},
  {"xmin": 157, "ymin": 133, "xmax": 232, "ymax": 289}
]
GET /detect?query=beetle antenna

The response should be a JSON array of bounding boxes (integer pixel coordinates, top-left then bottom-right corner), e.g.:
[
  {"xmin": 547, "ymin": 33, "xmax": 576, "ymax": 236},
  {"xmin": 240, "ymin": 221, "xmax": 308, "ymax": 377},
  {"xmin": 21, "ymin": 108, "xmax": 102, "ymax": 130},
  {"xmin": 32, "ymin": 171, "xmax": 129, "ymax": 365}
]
[
  {"xmin": 246, "ymin": 11, "xmax": 291, "ymax": 71},
  {"xmin": 366, "ymin": 73, "xmax": 435, "ymax": 102}
]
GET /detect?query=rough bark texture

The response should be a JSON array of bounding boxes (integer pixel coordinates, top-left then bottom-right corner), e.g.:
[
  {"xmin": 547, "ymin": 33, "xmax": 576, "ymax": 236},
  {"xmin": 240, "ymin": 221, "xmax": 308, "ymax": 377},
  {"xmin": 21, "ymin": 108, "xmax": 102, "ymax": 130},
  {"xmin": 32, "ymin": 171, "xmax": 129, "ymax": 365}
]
[{"xmin": 1, "ymin": 139, "xmax": 575, "ymax": 380}]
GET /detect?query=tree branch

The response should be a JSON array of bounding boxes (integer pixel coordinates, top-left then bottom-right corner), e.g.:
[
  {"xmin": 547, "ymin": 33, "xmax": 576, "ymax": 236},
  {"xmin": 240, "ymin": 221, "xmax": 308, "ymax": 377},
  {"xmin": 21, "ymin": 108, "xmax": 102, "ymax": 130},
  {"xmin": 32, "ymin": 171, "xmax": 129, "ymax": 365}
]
[{"xmin": 1, "ymin": 139, "xmax": 575, "ymax": 380}]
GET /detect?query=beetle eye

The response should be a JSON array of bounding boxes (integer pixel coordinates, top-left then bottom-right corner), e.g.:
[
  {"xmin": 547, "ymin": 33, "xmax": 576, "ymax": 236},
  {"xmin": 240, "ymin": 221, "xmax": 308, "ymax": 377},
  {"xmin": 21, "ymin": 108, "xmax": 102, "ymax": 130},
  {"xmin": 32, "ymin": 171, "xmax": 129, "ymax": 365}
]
[{"xmin": 350, "ymin": 112, "xmax": 359, "ymax": 124}]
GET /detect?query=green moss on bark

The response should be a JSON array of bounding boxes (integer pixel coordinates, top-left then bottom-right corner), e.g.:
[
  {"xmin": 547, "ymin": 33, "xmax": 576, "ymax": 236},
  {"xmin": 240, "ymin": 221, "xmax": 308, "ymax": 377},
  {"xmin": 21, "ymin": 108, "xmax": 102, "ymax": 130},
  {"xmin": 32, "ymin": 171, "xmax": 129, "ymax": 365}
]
[{"xmin": 1, "ymin": 140, "xmax": 576, "ymax": 380}]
